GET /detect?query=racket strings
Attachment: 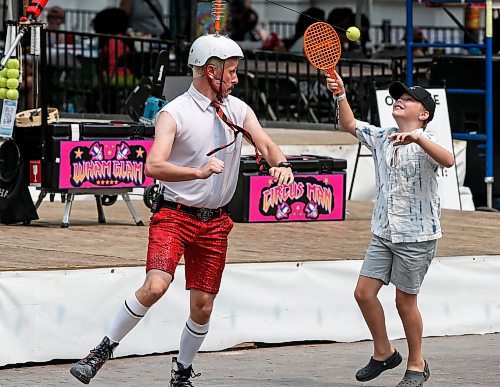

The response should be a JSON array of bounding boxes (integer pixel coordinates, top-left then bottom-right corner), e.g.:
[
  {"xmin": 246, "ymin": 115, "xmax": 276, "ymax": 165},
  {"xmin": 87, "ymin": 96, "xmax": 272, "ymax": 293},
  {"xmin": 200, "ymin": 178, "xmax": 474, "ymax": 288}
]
[
  {"xmin": 304, "ymin": 24, "xmax": 341, "ymax": 70},
  {"xmin": 309, "ymin": 43, "xmax": 341, "ymax": 68}
]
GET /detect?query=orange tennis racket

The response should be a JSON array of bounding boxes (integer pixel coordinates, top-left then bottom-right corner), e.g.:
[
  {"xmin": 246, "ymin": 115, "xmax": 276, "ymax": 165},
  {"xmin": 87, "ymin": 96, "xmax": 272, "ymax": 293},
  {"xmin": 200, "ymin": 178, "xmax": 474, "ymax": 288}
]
[{"xmin": 303, "ymin": 22, "xmax": 342, "ymax": 94}]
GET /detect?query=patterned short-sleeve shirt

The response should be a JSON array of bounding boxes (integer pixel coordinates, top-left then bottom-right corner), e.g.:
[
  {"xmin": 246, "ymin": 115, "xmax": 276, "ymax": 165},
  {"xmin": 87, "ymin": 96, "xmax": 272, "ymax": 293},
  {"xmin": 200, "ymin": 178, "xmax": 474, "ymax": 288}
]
[{"xmin": 355, "ymin": 119, "xmax": 443, "ymax": 243}]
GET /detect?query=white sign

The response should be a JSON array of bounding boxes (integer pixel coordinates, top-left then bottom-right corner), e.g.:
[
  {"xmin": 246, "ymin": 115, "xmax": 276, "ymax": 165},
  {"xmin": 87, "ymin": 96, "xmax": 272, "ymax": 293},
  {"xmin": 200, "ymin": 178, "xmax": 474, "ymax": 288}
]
[
  {"xmin": 376, "ymin": 88, "xmax": 461, "ymax": 210},
  {"xmin": 0, "ymin": 99, "xmax": 17, "ymax": 138}
]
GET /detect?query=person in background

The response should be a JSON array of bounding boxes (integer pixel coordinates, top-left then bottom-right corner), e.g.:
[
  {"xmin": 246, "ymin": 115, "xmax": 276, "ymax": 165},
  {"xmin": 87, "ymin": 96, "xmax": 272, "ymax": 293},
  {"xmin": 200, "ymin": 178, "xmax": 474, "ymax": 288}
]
[
  {"xmin": 327, "ymin": 7, "xmax": 371, "ymax": 58},
  {"xmin": 229, "ymin": 0, "xmax": 247, "ymax": 41},
  {"xmin": 46, "ymin": 6, "xmax": 66, "ymax": 45},
  {"xmin": 286, "ymin": 7, "xmax": 325, "ymax": 53},
  {"xmin": 120, "ymin": 0, "xmax": 171, "ymax": 39},
  {"xmin": 241, "ymin": 8, "xmax": 265, "ymax": 42},
  {"xmin": 402, "ymin": 27, "xmax": 430, "ymax": 57},
  {"xmin": 229, "ymin": 2, "xmax": 272, "ymax": 50},
  {"xmin": 260, "ymin": 31, "xmax": 283, "ymax": 51},
  {"xmin": 92, "ymin": 8, "xmax": 135, "ymax": 87}
]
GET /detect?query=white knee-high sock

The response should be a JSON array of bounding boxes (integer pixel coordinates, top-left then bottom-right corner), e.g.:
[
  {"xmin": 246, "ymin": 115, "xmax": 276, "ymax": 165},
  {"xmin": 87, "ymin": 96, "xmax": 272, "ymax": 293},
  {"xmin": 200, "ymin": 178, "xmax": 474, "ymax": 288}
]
[
  {"xmin": 107, "ymin": 294, "xmax": 150, "ymax": 344},
  {"xmin": 177, "ymin": 317, "xmax": 209, "ymax": 368}
]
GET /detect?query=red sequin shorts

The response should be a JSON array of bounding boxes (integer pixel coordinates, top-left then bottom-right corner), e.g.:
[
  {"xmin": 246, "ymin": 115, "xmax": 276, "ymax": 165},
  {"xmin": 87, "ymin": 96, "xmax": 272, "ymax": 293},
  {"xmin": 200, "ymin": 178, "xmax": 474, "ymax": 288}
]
[{"xmin": 147, "ymin": 207, "xmax": 234, "ymax": 294}]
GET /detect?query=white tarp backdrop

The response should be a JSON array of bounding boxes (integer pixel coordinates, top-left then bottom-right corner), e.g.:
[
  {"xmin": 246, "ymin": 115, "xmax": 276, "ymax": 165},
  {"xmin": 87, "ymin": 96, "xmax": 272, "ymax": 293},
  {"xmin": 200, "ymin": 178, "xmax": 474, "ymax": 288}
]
[{"xmin": 1, "ymin": 256, "xmax": 499, "ymax": 366}]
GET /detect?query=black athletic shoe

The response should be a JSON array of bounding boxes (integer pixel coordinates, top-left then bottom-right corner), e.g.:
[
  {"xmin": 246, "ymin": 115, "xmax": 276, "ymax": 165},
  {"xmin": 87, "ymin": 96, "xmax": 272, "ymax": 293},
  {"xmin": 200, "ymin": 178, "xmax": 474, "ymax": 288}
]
[
  {"xmin": 169, "ymin": 357, "xmax": 201, "ymax": 387},
  {"xmin": 70, "ymin": 336, "xmax": 118, "ymax": 384}
]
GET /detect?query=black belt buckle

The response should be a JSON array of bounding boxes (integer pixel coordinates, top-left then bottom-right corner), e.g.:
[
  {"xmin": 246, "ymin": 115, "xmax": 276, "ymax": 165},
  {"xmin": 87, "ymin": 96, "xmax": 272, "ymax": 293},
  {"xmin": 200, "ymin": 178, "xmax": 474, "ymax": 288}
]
[{"xmin": 196, "ymin": 208, "xmax": 214, "ymax": 221}]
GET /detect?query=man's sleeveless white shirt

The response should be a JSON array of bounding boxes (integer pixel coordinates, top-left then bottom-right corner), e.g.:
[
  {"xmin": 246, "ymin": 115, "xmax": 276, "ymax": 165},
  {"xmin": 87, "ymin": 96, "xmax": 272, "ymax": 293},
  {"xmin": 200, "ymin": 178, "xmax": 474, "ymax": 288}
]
[{"xmin": 156, "ymin": 84, "xmax": 247, "ymax": 208}]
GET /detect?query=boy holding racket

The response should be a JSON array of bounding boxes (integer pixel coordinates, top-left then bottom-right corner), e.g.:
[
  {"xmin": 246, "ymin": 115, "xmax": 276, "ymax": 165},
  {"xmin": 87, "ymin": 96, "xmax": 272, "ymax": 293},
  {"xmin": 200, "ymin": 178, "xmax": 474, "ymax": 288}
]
[
  {"xmin": 326, "ymin": 73, "xmax": 454, "ymax": 387},
  {"xmin": 70, "ymin": 34, "xmax": 293, "ymax": 386}
]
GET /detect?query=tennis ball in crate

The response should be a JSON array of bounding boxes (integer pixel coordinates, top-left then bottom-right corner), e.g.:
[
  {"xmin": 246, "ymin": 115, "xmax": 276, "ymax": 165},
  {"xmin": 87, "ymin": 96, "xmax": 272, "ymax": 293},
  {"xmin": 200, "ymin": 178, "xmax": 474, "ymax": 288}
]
[
  {"xmin": 0, "ymin": 77, "xmax": 7, "ymax": 88},
  {"xmin": 6, "ymin": 78, "xmax": 19, "ymax": 89},
  {"xmin": 7, "ymin": 69, "xmax": 19, "ymax": 79},
  {"xmin": 0, "ymin": 88, "xmax": 7, "ymax": 99},
  {"xmin": 0, "ymin": 68, "xmax": 8, "ymax": 78},
  {"xmin": 6, "ymin": 58, "xmax": 20, "ymax": 70},
  {"xmin": 346, "ymin": 26, "xmax": 361, "ymax": 41},
  {"xmin": 6, "ymin": 89, "xmax": 19, "ymax": 100}
]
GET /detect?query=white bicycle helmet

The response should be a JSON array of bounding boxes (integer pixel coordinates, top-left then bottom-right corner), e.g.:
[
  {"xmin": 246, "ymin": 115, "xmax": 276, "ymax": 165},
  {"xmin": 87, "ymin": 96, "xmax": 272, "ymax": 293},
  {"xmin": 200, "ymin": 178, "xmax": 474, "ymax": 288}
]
[{"xmin": 188, "ymin": 34, "xmax": 244, "ymax": 67}]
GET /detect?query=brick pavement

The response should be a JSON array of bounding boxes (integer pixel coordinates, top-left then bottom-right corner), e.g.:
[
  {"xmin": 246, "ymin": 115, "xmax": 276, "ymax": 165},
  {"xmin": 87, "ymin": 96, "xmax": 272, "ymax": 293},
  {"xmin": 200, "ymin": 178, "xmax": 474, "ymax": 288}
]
[{"xmin": 2, "ymin": 200, "xmax": 500, "ymax": 271}]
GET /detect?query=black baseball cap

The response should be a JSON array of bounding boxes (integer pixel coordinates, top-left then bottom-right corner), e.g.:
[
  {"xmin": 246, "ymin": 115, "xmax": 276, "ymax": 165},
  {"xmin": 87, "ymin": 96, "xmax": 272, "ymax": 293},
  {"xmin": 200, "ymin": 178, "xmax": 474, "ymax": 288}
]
[{"xmin": 389, "ymin": 81, "xmax": 435, "ymax": 122}]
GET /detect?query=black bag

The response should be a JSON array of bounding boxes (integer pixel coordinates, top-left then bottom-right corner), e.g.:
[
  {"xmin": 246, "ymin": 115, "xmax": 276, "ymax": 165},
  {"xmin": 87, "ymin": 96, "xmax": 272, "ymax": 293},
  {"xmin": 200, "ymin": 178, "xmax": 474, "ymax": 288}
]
[{"xmin": 0, "ymin": 140, "xmax": 39, "ymax": 224}]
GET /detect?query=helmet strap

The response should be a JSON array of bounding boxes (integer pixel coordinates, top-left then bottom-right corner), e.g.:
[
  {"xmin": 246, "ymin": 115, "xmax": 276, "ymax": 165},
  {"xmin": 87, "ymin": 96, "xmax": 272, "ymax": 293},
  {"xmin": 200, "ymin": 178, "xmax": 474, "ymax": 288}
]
[{"xmin": 204, "ymin": 59, "xmax": 227, "ymax": 103}]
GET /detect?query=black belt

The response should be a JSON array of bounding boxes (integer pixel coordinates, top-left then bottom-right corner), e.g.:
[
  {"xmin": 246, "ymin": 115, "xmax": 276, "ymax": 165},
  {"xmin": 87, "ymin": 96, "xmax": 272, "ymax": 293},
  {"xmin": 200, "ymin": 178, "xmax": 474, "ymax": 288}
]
[{"xmin": 160, "ymin": 200, "xmax": 227, "ymax": 221}]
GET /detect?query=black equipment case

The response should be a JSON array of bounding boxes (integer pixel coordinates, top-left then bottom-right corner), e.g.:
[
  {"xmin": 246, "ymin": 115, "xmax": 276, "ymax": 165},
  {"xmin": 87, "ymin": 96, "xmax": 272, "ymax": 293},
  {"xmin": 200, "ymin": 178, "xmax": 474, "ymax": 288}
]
[
  {"xmin": 228, "ymin": 155, "xmax": 347, "ymax": 223},
  {"xmin": 14, "ymin": 121, "xmax": 154, "ymax": 190}
]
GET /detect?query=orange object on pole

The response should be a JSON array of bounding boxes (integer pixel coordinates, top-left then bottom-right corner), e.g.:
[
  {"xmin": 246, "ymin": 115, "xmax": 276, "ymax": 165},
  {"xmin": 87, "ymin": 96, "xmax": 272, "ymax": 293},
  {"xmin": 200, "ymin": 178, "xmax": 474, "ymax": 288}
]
[
  {"xmin": 465, "ymin": 3, "xmax": 480, "ymax": 44},
  {"xmin": 213, "ymin": 0, "xmax": 223, "ymax": 33},
  {"xmin": 465, "ymin": 4, "xmax": 481, "ymax": 29}
]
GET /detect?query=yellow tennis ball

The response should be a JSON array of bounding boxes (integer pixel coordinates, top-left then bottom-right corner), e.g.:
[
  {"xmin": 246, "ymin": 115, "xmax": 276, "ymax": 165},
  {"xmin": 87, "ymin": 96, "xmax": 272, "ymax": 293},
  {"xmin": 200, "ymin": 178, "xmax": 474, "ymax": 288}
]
[
  {"xmin": 6, "ymin": 78, "xmax": 19, "ymax": 89},
  {"xmin": 0, "ymin": 77, "xmax": 7, "ymax": 88},
  {"xmin": 6, "ymin": 58, "xmax": 20, "ymax": 70},
  {"xmin": 7, "ymin": 69, "xmax": 19, "ymax": 79},
  {"xmin": 0, "ymin": 88, "xmax": 7, "ymax": 99},
  {"xmin": 6, "ymin": 89, "xmax": 19, "ymax": 100},
  {"xmin": 0, "ymin": 68, "xmax": 8, "ymax": 78},
  {"xmin": 346, "ymin": 26, "xmax": 361, "ymax": 41}
]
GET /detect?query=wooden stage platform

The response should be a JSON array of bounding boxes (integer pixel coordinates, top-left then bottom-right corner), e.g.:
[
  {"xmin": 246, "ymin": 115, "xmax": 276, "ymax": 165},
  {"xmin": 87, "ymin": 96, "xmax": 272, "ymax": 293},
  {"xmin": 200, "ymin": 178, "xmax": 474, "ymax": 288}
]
[{"xmin": 1, "ymin": 200, "xmax": 499, "ymax": 272}]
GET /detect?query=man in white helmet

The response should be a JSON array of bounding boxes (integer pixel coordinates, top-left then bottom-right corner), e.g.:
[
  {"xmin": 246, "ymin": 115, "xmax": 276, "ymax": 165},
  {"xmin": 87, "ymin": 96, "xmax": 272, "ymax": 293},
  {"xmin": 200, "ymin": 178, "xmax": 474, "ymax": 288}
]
[{"xmin": 70, "ymin": 34, "xmax": 293, "ymax": 386}]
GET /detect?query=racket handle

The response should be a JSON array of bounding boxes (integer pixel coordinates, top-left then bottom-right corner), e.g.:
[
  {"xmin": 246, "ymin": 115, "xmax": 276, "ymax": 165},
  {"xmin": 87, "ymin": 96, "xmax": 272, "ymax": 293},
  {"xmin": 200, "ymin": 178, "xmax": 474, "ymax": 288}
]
[{"xmin": 327, "ymin": 69, "xmax": 341, "ymax": 96}]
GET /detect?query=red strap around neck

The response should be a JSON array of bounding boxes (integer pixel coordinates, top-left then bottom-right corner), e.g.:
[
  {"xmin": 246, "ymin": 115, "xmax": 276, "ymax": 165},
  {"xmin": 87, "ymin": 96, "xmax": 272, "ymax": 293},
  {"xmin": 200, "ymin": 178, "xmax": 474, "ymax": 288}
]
[{"xmin": 208, "ymin": 101, "xmax": 263, "ymax": 170}]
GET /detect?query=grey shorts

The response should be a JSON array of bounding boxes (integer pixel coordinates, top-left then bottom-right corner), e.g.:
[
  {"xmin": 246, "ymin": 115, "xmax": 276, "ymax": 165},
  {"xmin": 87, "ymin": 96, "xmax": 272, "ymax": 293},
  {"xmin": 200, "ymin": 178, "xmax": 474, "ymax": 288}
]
[{"xmin": 360, "ymin": 234, "xmax": 437, "ymax": 294}]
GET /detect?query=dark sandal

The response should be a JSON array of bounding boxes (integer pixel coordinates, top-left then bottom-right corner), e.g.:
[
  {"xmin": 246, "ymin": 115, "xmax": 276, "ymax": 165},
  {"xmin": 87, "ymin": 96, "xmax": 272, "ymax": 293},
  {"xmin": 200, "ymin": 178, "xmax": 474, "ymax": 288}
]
[
  {"xmin": 396, "ymin": 360, "xmax": 430, "ymax": 387},
  {"xmin": 355, "ymin": 349, "xmax": 403, "ymax": 382}
]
